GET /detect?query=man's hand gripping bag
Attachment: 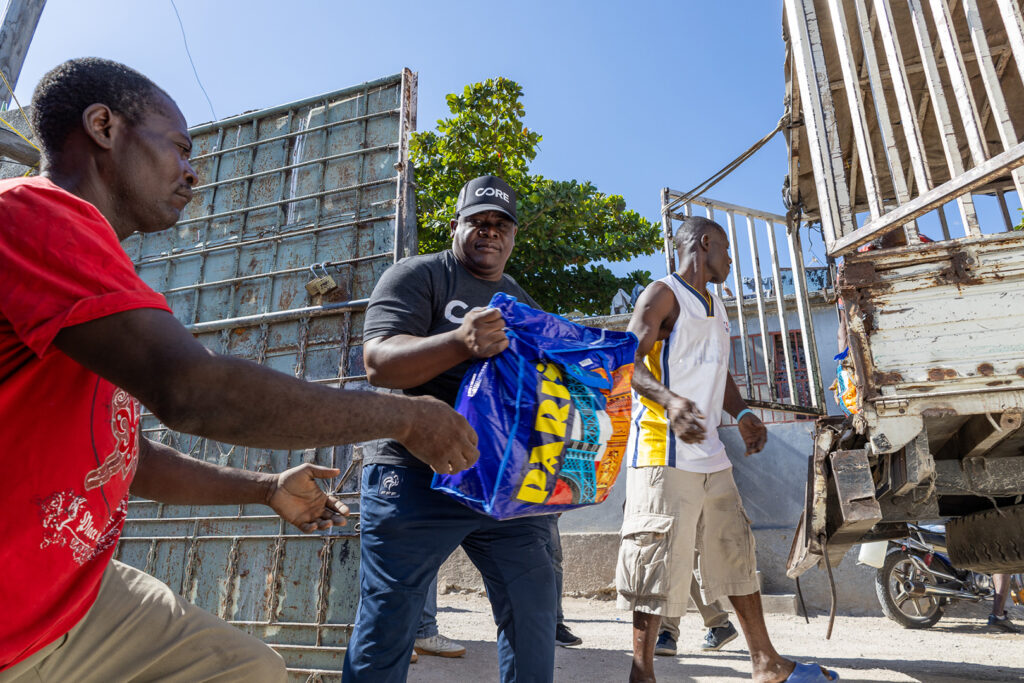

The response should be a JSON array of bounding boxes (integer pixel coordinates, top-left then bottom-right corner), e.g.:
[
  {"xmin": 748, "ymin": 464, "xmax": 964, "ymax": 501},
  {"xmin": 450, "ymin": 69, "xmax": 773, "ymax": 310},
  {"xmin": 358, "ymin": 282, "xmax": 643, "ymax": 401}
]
[{"xmin": 432, "ymin": 293, "xmax": 637, "ymax": 519}]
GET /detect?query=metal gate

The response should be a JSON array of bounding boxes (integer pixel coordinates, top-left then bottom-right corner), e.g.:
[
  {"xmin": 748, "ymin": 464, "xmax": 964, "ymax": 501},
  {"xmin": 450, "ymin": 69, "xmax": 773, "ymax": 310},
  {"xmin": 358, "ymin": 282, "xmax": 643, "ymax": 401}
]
[
  {"xmin": 659, "ymin": 191, "xmax": 827, "ymax": 416},
  {"xmin": 117, "ymin": 70, "xmax": 417, "ymax": 680}
]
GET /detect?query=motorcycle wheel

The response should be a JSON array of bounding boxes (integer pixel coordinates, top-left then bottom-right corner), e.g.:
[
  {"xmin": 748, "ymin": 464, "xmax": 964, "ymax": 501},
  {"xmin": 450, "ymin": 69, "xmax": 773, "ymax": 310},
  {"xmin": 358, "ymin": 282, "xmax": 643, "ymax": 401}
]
[{"xmin": 875, "ymin": 550, "xmax": 945, "ymax": 629}]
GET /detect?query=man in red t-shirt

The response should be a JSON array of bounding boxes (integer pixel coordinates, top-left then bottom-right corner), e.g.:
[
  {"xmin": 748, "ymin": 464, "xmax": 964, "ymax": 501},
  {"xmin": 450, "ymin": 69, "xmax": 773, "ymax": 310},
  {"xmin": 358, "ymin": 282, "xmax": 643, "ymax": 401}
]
[{"xmin": 0, "ymin": 58, "xmax": 479, "ymax": 681}]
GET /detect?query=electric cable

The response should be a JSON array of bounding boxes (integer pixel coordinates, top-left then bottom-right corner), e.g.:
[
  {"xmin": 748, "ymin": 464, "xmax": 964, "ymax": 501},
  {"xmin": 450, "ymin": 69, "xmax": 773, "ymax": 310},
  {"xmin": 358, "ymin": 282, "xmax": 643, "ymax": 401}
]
[
  {"xmin": 821, "ymin": 533, "xmax": 837, "ymax": 640},
  {"xmin": 664, "ymin": 115, "xmax": 786, "ymax": 215},
  {"xmin": 0, "ymin": 67, "xmax": 40, "ymax": 143},
  {"xmin": 0, "ymin": 66, "xmax": 41, "ymax": 174},
  {"xmin": 170, "ymin": 0, "xmax": 217, "ymax": 121}
]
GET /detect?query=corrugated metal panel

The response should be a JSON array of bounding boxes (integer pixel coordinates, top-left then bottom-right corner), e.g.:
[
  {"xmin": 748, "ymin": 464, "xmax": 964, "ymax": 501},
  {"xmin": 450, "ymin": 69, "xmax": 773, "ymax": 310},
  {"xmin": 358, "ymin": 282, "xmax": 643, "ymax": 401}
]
[{"xmin": 117, "ymin": 70, "xmax": 418, "ymax": 680}]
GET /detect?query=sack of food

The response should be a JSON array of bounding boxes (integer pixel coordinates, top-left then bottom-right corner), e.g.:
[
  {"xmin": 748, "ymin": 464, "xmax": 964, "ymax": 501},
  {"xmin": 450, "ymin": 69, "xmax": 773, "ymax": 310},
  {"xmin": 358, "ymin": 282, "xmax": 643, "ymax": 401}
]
[{"xmin": 431, "ymin": 292, "xmax": 636, "ymax": 519}]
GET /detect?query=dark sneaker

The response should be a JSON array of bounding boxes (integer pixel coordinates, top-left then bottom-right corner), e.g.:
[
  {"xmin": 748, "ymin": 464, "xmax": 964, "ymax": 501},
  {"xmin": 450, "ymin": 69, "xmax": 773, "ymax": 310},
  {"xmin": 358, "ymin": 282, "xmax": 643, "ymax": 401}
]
[
  {"xmin": 988, "ymin": 612, "xmax": 1021, "ymax": 633},
  {"xmin": 701, "ymin": 622, "xmax": 739, "ymax": 651},
  {"xmin": 555, "ymin": 622, "xmax": 583, "ymax": 646},
  {"xmin": 654, "ymin": 631, "xmax": 677, "ymax": 656}
]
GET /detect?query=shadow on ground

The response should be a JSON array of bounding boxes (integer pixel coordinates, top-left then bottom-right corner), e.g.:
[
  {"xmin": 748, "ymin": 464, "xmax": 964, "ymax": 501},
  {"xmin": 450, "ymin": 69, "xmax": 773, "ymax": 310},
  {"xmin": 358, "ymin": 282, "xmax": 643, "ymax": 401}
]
[
  {"xmin": 411, "ymin": 641, "xmax": 1022, "ymax": 682},
  {"xmin": 408, "ymin": 594, "xmax": 1024, "ymax": 682}
]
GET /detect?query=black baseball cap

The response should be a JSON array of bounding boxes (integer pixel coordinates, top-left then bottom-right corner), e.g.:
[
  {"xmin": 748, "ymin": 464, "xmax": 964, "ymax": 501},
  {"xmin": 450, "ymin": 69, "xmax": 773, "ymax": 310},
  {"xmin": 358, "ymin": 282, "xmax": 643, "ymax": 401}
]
[{"xmin": 455, "ymin": 175, "xmax": 517, "ymax": 223}]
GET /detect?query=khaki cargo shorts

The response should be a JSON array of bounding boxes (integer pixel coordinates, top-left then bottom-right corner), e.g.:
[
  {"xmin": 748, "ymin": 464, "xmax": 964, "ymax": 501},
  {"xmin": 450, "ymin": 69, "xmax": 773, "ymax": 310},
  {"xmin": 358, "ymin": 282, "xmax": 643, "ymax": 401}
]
[{"xmin": 615, "ymin": 466, "xmax": 759, "ymax": 617}]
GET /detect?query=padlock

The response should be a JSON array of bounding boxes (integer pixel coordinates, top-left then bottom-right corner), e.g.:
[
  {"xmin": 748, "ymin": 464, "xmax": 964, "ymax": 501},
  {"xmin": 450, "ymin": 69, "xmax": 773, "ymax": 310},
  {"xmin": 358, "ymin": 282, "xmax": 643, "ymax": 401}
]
[{"xmin": 305, "ymin": 263, "xmax": 338, "ymax": 296}]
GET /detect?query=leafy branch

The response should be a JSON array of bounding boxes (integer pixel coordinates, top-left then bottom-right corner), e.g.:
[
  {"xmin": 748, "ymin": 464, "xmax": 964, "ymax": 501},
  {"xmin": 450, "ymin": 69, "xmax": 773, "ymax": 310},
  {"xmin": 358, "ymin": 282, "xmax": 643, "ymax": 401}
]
[{"xmin": 409, "ymin": 78, "xmax": 660, "ymax": 314}]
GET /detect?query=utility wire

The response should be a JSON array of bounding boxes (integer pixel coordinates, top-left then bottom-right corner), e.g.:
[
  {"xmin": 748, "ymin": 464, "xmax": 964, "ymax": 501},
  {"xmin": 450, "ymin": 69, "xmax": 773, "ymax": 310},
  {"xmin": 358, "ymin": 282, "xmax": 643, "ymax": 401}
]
[
  {"xmin": 0, "ymin": 66, "xmax": 41, "ymax": 174},
  {"xmin": 0, "ymin": 109, "xmax": 38, "ymax": 151},
  {"xmin": 170, "ymin": 0, "xmax": 217, "ymax": 121},
  {"xmin": 0, "ymin": 67, "xmax": 40, "ymax": 145},
  {"xmin": 665, "ymin": 116, "xmax": 786, "ymax": 215}
]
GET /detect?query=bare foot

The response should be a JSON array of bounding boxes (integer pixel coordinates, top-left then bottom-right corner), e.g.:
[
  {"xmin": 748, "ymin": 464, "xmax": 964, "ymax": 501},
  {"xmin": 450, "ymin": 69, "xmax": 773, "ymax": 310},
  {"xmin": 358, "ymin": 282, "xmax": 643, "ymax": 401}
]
[
  {"xmin": 752, "ymin": 657, "xmax": 794, "ymax": 683},
  {"xmin": 628, "ymin": 663, "xmax": 656, "ymax": 683},
  {"xmin": 754, "ymin": 658, "xmax": 835, "ymax": 683}
]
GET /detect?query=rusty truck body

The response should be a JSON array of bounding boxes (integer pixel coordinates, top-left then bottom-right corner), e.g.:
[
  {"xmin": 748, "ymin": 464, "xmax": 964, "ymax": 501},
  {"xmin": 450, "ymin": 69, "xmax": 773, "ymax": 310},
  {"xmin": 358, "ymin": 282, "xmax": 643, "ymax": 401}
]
[{"xmin": 780, "ymin": 0, "xmax": 1024, "ymax": 576}]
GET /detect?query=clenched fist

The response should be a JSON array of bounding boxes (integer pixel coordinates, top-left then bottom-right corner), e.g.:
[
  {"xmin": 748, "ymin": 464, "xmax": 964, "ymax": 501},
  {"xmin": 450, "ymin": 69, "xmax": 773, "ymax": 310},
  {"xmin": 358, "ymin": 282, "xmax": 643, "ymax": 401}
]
[
  {"xmin": 666, "ymin": 394, "xmax": 706, "ymax": 444},
  {"xmin": 456, "ymin": 307, "xmax": 509, "ymax": 359},
  {"xmin": 397, "ymin": 394, "xmax": 479, "ymax": 474},
  {"xmin": 738, "ymin": 411, "xmax": 767, "ymax": 456}
]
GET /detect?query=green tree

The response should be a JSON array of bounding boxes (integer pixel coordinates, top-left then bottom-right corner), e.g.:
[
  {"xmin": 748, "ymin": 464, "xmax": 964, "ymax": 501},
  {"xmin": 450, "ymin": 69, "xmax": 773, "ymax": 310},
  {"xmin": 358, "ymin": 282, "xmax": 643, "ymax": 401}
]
[{"xmin": 409, "ymin": 78, "xmax": 660, "ymax": 314}]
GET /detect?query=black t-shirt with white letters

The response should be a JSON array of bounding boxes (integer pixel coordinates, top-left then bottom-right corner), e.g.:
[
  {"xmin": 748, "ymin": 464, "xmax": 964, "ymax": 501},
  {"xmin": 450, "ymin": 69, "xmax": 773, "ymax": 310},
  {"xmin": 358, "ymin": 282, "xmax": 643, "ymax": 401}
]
[{"xmin": 362, "ymin": 249, "xmax": 537, "ymax": 469}]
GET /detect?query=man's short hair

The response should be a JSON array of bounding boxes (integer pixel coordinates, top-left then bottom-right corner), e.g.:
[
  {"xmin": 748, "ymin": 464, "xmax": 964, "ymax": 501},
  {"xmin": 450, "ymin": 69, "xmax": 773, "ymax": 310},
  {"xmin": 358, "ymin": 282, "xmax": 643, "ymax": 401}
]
[
  {"xmin": 673, "ymin": 215, "xmax": 725, "ymax": 251},
  {"xmin": 31, "ymin": 57, "xmax": 169, "ymax": 159}
]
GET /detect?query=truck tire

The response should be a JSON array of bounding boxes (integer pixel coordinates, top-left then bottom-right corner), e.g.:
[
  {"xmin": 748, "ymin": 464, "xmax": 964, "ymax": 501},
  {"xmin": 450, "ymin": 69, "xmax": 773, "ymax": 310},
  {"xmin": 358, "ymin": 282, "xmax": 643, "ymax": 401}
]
[
  {"xmin": 947, "ymin": 504, "xmax": 1024, "ymax": 573},
  {"xmin": 875, "ymin": 550, "xmax": 945, "ymax": 629}
]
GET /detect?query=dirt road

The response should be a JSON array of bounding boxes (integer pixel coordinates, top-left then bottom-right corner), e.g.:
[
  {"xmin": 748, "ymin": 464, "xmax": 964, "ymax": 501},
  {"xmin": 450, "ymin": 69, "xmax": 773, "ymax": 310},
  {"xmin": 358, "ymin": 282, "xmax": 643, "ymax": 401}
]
[{"xmin": 408, "ymin": 592, "xmax": 1023, "ymax": 682}]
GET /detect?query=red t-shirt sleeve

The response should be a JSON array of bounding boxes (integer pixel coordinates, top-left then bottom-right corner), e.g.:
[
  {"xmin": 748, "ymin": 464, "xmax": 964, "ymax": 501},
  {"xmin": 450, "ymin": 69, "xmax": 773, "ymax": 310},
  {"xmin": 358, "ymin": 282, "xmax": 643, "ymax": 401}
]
[{"xmin": 0, "ymin": 179, "xmax": 171, "ymax": 358}]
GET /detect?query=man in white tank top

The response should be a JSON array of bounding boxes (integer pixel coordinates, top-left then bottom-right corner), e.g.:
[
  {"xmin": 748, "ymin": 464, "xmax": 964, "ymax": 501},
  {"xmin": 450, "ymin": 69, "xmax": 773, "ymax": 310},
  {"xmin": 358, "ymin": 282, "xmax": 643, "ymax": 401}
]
[{"xmin": 615, "ymin": 217, "xmax": 837, "ymax": 683}]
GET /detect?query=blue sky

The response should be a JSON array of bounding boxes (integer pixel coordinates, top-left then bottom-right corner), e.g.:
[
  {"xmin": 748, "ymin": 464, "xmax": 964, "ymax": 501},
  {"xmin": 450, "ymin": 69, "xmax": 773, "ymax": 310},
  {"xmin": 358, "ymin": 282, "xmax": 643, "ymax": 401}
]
[{"xmin": 10, "ymin": 0, "xmax": 802, "ymax": 278}]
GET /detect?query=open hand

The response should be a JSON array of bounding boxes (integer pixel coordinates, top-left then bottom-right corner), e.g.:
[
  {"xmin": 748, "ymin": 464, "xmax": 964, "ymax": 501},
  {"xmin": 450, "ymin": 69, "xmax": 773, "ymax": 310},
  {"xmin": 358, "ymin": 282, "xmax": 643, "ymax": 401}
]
[
  {"xmin": 738, "ymin": 412, "xmax": 767, "ymax": 455},
  {"xmin": 268, "ymin": 463, "xmax": 349, "ymax": 533},
  {"xmin": 398, "ymin": 394, "xmax": 479, "ymax": 475},
  {"xmin": 666, "ymin": 395, "xmax": 706, "ymax": 444},
  {"xmin": 457, "ymin": 307, "xmax": 509, "ymax": 358}
]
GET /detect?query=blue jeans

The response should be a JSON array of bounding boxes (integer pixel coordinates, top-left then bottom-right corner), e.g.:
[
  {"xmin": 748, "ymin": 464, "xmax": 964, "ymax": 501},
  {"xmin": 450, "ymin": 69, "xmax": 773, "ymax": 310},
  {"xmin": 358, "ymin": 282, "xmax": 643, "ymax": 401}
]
[
  {"xmin": 342, "ymin": 465, "xmax": 557, "ymax": 683},
  {"xmin": 416, "ymin": 576, "xmax": 438, "ymax": 639},
  {"xmin": 418, "ymin": 517, "xmax": 560, "ymax": 637},
  {"xmin": 543, "ymin": 514, "xmax": 565, "ymax": 624}
]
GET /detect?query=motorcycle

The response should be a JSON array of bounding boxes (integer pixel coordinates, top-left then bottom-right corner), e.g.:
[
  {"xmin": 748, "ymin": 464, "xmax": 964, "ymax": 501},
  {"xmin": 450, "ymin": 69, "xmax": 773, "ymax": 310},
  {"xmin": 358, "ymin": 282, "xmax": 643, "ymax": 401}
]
[{"xmin": 860, "ymin": 523, "xmax": 1024, "ymax": 629}]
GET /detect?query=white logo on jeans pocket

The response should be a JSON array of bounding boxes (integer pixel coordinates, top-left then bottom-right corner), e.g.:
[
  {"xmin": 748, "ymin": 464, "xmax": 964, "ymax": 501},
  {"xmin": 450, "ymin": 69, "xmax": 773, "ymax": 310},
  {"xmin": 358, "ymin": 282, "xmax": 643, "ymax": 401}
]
[{"xmin": 378, "ymin": 471, "xmax": 401, "ymax": 498}]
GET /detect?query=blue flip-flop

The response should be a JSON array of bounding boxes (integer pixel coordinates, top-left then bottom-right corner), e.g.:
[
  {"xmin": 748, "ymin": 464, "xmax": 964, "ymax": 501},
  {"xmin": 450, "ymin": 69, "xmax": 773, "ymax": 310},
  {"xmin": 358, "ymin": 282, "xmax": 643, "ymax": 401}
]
[{"xmin": 786, "ymin": 662, "xmax": 839, "ymax": 682}]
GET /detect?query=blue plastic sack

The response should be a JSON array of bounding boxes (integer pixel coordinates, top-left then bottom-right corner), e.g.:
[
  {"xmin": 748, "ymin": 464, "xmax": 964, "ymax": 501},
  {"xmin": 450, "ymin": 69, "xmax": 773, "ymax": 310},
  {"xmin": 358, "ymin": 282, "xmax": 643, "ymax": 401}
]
[{"xmin": 431, "ymin": 292, "xmax": 638, "ymax": 520}]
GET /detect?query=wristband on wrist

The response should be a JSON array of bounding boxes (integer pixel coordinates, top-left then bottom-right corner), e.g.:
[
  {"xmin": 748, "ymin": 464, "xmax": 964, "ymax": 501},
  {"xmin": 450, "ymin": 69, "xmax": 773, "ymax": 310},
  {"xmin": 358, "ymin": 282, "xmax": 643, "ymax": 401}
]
[{"xmin": 736, "ymin": 408, "xmax": 754, "ymax": 423}]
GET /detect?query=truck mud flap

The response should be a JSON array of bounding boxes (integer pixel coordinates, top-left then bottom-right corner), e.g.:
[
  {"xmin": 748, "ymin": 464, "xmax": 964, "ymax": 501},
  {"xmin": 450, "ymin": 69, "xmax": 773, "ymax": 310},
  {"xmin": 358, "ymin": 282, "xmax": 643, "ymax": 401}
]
[
  {"xmin": 787, "ymin": 423, "xmax": 835, "ymax": 578},
  {"xmin": 787, "ymin": 422, "xmax": 882, "ymax": 579}
]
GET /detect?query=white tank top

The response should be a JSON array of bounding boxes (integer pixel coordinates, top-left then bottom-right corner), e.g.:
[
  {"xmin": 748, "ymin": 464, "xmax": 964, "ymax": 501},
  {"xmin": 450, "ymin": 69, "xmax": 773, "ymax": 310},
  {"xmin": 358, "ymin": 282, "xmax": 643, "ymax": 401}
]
[{"xmin": 628, "ymin": 273, "xmax": 732, "ymax": 473}]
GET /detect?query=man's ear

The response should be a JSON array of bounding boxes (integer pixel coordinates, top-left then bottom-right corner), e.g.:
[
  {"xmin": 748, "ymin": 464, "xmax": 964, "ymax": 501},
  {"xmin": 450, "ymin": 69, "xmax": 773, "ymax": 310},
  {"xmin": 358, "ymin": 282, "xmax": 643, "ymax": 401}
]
[
  {"xmin": 81, "ymin": 103, "xmax": 120, "ymax": 151},
  {"xmin": 450, "ymin": 218, "xmax": 458, "ymax": 236}
]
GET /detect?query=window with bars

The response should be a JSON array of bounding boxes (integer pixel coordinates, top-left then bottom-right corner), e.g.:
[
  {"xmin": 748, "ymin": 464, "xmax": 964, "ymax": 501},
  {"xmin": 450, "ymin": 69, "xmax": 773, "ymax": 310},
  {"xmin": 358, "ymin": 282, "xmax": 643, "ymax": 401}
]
[{"xmin": 728, "ymin": 330, "xmax": 812, "ymax": 424}]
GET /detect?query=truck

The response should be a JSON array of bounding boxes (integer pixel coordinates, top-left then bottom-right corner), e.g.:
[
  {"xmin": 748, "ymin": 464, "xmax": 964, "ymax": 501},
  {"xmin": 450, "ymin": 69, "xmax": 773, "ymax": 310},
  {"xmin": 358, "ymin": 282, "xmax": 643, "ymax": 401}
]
[{"xmin": 775, "ymin": 0, "xmax": 1024, "ymax": 580}]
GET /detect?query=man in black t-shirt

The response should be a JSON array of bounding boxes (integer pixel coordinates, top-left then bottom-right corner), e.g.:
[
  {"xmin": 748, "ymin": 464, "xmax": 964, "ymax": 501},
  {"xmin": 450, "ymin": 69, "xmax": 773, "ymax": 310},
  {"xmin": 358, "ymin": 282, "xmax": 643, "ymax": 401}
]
[{"xmin": 342, "ymin": 176, "xmax": 557, "ymax": 682}]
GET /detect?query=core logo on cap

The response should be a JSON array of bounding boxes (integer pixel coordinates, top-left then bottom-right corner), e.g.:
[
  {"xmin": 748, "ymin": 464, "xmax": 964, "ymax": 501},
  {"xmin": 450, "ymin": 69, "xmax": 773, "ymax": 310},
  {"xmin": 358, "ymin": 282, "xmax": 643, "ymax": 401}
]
[
  {"xmin": 456, "ymin": 175, "xmax": 517, "ymax": 223},
  {"xmin": 474, "ymin": 187, "xmax": 510, "ymax": 201}
]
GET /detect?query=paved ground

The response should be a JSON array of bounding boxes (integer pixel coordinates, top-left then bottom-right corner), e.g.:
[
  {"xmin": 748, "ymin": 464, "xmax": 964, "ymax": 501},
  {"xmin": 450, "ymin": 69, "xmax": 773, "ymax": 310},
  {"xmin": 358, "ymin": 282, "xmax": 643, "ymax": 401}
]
[{"xmin": 407, "ymin": 593, "xmax": 1024, "ymax": 682}]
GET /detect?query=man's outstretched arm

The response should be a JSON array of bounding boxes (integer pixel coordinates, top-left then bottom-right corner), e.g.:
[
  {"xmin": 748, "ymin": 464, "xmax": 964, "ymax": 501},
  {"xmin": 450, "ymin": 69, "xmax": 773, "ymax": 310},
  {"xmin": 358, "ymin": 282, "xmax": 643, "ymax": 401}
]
[
  {"xmin": 54, "ymin": 307, "xmax": 478, "ymax": 474},
  {"xmin": 131, "ymin": 437, "xmax": 348, "ymax": 533}
]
